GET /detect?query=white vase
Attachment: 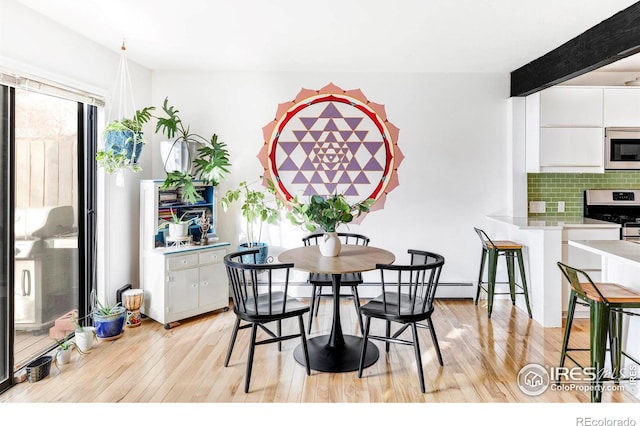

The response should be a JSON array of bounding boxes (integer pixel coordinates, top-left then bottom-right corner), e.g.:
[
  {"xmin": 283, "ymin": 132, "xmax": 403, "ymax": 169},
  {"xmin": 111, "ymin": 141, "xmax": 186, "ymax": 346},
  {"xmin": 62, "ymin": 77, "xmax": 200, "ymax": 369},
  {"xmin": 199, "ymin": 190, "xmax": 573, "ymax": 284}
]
[
  {"xmin": 318, "ymin": 232, "xmax": 341, "ymax": 257},
  {"xmin": 169, "ymin": 222, "xmax": 189, "ymax": 237},
  {"xmin": 56, "ymin": 347, "xmax": 72, "ymax": 365},
  {"xmin": 74, "ymin": 327, "xmax": 95, "ymax": 353}
]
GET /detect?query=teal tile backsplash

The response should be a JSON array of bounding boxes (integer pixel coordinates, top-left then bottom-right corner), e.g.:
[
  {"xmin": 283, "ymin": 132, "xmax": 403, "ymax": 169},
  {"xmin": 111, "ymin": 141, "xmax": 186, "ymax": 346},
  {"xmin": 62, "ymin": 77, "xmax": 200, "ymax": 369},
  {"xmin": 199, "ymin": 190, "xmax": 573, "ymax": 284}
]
[{"xmin": 528, "ymin": 172, "xmax": 640, "ymax": 216}]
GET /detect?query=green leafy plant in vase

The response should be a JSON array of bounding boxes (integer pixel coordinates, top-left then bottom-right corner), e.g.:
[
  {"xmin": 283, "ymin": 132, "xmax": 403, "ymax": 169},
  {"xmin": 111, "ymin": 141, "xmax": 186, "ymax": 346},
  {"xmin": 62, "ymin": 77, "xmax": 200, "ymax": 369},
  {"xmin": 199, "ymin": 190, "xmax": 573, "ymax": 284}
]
[
  {"xmin": 287, "ymin": 193, "xmax": 374, "ymax": 256},
  {"xmin": 155, "ymin": 98, "xmax": 231, "ymax": 204},
  {"xmin": 220, "ymin": 179, "xmax": 282, "ymax": 263}
]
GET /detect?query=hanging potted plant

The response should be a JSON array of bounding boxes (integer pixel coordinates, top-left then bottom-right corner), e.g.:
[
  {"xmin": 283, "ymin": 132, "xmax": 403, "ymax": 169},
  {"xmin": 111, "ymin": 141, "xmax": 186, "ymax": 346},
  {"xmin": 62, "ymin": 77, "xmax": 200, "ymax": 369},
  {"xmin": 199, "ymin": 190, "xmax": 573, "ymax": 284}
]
[
  {"xmin": 96, "ymin": 106, "xmax": 155, "ymax": 174},
  {"xmin": 155, "ymin": 98, "xmax": 231, "ymax": 203},
  {"xmin": 286, "ymin": 194, "xmax": 374, "ymax": 257},
  {"xmin": 97, "ymin": 42, "xmax": 155, "ymax": 178},
  {"xmin": 220, "ymin": 179, "xmax": 282, "ymax": 264}
]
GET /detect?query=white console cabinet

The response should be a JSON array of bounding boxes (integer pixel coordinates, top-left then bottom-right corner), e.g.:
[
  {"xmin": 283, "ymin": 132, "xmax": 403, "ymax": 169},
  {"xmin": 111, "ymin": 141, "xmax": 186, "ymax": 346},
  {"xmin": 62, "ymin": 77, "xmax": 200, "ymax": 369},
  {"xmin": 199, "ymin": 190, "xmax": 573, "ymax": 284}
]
[
  {"xmin": 139, "ymin": 179, "xmax": 230, "ymax": 329},
  {"xmin": 141, "ymin": 246, "xmax": 229, "ymax": 329}
]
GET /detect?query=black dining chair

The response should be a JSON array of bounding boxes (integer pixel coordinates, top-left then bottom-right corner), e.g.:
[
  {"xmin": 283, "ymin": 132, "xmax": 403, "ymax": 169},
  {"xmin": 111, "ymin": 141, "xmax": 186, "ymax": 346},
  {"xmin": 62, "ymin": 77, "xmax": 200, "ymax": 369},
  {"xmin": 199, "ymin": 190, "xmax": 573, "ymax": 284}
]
[
  {"xmin": 302, "ymin": 232, "xmax": 370, "ymax": 334},
  {"xmin": 357, "ymin": 249, "xmax": 445, "ymax": 393},
  {"xmin": 223, "ymin": 249, "xmax": 311, "ymax": 393}
]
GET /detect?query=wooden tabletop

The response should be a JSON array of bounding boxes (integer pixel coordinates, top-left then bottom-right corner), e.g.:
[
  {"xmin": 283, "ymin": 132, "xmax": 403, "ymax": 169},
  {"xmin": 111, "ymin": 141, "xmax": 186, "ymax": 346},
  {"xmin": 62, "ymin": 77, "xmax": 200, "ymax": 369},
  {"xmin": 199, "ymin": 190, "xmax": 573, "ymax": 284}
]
[{"xmin": 278, "ymin": 244, "xmax": 395, "ymax": 275}]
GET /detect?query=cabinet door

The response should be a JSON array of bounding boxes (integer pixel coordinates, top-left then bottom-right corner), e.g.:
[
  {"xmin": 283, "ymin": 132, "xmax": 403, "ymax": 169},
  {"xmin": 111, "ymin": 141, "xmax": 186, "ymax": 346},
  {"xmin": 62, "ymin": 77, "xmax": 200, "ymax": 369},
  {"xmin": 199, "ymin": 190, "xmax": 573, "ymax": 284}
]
[
  {"xmin": 540, "ymin": 87, "xmax": 603, "ymax": 127},
  {"xmin": 199, "ymin": 264, "xmax": 228, "ymax": 308},
  {"xmin": 603, "ymin": 88, "xmax": 640, "ymax": 127},
  {"xmin": 167, "ymin": 268, "xmax": 199, "ymax": 314},
  {"xmin": 539, "ymin": 128, "xmax": 603, "ymax": 170}
]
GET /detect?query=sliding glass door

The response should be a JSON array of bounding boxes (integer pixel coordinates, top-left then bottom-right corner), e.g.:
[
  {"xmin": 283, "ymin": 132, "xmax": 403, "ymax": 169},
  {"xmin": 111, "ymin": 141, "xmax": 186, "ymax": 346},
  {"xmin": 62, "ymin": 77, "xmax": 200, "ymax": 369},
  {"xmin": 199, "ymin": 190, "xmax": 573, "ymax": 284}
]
[{"xmin": 0, "ymin": 80, "xmax": 98, "ymax": 392}]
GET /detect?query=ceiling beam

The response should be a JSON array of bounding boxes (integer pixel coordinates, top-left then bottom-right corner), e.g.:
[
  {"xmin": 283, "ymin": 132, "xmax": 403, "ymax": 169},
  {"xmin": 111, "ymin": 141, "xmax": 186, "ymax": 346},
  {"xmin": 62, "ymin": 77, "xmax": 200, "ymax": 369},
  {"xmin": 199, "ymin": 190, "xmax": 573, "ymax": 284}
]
[{"xmin": 510, "ymin": 2, "xmax": 640, "ymax": 97}]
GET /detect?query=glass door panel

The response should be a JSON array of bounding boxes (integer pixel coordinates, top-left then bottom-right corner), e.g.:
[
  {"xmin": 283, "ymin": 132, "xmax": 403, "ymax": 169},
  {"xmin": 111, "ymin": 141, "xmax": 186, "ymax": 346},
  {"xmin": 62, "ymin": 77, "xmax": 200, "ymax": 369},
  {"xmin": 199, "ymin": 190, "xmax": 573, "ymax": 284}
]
[{"xmin": 13, "ymin": 89, "xmax": 79, "ymax": 368}]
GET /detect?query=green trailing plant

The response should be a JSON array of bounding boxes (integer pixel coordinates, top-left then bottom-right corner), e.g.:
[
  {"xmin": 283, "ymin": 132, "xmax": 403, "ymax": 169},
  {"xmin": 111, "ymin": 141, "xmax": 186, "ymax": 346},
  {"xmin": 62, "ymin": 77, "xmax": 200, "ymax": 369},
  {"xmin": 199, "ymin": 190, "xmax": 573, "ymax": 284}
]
[
  {"xmin": 220, "ymin": 179, "xmax": 283, "ymax": 247},
  {"xmin": 287, "ymin": 193, "xmax": 374, "ymax": 233},
  {"xmin": 96, "ymin": 106, "xmax": 155, "ymax": 174}
]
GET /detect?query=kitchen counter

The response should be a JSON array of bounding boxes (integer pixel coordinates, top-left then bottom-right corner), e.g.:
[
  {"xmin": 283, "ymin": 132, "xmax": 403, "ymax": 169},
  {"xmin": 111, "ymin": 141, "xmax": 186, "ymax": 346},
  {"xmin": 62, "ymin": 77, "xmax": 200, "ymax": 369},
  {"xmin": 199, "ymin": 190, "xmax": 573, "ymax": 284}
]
[
  {"xmin": 568, "ymin": 239, "xmax": 640, "ymax": 267},
  {"xmin": 487, "ymin": 215, "xmax": 621, "ymax": 230}
]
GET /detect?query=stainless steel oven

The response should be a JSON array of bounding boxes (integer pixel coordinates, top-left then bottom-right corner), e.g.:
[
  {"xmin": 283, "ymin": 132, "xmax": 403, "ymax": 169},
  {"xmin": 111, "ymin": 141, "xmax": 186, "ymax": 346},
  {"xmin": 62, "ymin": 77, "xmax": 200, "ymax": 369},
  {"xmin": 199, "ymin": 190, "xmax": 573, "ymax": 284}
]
[
  {"xmin": 605, "ymin": 127, "xmax": 640, "ymax": 170},
  {"xmin": 584, "ymin": 189, "xmax": 640, "ymax": 241}
]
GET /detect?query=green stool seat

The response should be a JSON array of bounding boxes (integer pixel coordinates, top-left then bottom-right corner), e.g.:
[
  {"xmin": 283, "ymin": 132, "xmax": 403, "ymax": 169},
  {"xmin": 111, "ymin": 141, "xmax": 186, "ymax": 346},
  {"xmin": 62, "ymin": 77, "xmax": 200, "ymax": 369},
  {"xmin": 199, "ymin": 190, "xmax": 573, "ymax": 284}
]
[
  {"xmin": 474, "ymin": 227, "xmax": 532, "ymax": 319},
  {"xmin": 557, "ymin": 262, "xmax": 640, "ymax": 403}
]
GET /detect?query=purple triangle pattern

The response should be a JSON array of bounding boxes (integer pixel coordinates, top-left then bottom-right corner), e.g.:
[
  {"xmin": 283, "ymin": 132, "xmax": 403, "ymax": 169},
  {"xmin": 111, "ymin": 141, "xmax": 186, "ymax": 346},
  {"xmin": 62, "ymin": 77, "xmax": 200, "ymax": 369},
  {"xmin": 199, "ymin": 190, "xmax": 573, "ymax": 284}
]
[{"xmin": 274, "ymin": 99, "xmax": 391, "ymax": 200}]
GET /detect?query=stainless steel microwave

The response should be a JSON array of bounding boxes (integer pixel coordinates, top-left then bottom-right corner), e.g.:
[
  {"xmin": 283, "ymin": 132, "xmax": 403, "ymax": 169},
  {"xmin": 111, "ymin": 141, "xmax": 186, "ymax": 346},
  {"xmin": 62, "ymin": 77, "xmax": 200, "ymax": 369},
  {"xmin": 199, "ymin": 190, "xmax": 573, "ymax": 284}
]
[{"xmin": 605, "ymin": 127, "xmax": 640, "ymax": 170}]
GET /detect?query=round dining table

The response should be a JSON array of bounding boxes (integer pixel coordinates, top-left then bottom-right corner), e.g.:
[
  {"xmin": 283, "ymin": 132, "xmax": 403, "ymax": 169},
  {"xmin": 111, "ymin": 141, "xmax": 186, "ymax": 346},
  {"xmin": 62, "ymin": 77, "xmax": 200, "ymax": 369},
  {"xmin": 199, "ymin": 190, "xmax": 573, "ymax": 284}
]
[{"xmin": 278, "ymin": 244, "xmax": 395, "ymax": 372}]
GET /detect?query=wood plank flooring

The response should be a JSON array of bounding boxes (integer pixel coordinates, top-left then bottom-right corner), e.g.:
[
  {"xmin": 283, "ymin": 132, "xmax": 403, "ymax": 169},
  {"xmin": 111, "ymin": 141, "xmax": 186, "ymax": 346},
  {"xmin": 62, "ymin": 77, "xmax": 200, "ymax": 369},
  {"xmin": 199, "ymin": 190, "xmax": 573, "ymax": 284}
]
[{"xmin": 1, "ymin": 298, "xmax": 638, "ymax": 404}]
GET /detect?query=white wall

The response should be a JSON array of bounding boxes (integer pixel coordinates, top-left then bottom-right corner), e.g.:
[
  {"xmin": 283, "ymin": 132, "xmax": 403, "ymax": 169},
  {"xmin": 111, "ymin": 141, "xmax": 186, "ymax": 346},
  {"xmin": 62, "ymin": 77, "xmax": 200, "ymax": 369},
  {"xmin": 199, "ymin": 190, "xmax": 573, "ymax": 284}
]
[
  {"xmin": 150, "ymin": 71, "xmax": 512, "ymax": 287},
  {"xmin": 1, "ymin": 0, "xmax": 153, "ymax": 306}
]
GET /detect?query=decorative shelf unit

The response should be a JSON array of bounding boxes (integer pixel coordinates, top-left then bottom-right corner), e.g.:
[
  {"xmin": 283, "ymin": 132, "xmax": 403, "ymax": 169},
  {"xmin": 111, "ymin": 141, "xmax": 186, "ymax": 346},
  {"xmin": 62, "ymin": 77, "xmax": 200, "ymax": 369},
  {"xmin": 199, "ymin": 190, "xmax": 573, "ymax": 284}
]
[{"xmin": 139, "ymin": 179, "xmax": 230, "ymax": 329}]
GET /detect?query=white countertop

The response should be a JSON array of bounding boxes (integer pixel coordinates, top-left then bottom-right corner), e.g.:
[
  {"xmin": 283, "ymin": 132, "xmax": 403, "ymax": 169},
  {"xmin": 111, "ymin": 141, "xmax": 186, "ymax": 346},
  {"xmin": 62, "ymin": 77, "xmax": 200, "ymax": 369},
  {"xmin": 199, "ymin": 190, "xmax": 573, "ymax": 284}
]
[
  {"xmin": 568, "ymin": 240, "xmax": 640, "ymax": 265},
  {"xmin": 487, "ymin": 216, "xmax": 621, "ymax": 230}
]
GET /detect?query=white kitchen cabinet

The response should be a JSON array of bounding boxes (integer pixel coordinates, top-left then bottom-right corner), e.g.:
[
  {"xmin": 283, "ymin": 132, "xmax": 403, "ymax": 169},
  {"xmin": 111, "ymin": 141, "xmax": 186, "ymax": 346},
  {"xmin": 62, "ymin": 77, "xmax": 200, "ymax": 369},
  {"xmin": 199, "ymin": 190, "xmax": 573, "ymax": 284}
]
[
  {"xmin": 526, "ymin": 87, "xmax": 605, "ymax": 173},
  {"xmin": 539, "ymin": 87, "xmax": 603, "ymax": 127},
  {"xmin": 139, "ymin": 179, "xmax": 230, "ymax": 329},
  {"xmin": 603, "ymin": 88, "xmax": 640, "ymax": 127},
  {"xmin": 539, "ymin": 127, "xmax": 603, "ymax": 170}
]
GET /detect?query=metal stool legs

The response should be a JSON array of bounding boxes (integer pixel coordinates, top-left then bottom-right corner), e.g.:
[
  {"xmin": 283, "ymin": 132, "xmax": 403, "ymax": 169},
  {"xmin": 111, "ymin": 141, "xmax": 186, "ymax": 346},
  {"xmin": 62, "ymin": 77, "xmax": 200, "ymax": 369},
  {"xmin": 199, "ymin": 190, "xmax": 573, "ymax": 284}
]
[
  {"xmin": 558, "ymin": 291, "xmax": 620, "ymax": 402},
  {"xmin": 475, "ymin": 247, "xmax": 532, "ymax": 318}
]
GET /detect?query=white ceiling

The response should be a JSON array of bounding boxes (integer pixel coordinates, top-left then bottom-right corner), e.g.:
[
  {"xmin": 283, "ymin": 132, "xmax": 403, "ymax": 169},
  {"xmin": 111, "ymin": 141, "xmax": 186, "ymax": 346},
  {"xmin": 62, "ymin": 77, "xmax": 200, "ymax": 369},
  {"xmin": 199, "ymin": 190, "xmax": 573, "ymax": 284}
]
[{"xmin": 15, "ymin": 0, "xmax": 640, "ymax": 75}]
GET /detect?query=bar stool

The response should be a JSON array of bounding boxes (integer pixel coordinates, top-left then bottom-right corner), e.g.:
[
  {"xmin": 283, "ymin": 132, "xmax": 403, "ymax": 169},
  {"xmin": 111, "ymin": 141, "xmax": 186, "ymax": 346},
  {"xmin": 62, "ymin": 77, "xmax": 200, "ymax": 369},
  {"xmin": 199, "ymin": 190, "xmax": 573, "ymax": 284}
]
[
  {"xmin": 556, "ymin": 262, "xmax": 640, "ymax": 402},
  {"xmin": 474, "ymin": 227, "xmax": 532, "ymax": 318}
]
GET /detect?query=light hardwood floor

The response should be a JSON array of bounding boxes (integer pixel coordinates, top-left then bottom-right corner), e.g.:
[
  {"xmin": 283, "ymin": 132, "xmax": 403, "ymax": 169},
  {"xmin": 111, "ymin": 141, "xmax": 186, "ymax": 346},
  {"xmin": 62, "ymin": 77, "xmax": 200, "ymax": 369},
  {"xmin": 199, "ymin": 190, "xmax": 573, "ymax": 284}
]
[{"xmin": 1, "ymin": 297, "xmax": 638, "ymax": 403}]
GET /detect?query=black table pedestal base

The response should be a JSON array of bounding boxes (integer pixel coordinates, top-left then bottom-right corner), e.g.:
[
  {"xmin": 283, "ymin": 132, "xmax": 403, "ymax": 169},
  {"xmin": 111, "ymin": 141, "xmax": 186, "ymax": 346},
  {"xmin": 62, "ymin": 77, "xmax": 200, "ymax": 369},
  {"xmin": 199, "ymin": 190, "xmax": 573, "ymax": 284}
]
[{"xmin": 293, "ymin": 334, "xmax": 379, "ymax": 373}]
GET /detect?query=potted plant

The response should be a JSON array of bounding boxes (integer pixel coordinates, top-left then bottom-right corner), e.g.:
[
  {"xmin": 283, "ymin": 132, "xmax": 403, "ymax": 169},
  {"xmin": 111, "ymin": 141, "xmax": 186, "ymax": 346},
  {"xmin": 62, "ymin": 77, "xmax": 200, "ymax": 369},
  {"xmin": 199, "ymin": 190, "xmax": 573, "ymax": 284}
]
[
  {"xmin": 287, "ymin": 194, "xmax": 374, "ymax": 256},
  {"xmin": 92, "ymin": 294, "xmax": 126, "ymax": 340},
  {"xmin": 96, "ymin": 106, "xmax": 155, "ymax": 174},
  {"xmin": 53, "ymin": 338, "xmax": 86, "ymax": 367},
  {"xmin": 155, "ymin": 97, "xmax": 231, "ymax": 203},
  {"xmin": 157, "ymin": 207, "xmax": 195, "ymax": 238},
  {"xmin": 72, "ymin": 315, "xmax": 97, "ymax": 353},
  {"xmin": 220, "ymin": 179, "xmax": 282, "ymax": 264}
]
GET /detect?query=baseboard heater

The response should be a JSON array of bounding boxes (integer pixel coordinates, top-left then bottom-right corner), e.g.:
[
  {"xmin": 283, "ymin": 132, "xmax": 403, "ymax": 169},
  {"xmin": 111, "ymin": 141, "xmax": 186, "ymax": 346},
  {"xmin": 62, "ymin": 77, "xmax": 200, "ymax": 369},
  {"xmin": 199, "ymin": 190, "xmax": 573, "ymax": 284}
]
[{"xmin": 271, "ymin": 281, "xmax": 475, "ymax": 299}]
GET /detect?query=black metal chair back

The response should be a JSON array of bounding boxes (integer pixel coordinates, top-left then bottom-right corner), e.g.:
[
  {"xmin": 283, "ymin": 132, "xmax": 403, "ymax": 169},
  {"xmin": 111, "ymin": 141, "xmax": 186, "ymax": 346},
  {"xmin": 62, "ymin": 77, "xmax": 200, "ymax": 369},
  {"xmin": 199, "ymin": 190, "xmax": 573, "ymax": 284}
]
[
  {"xmin": 358, "ymin": 249, "xmax": 445, "ymax": 393},
  {"xmin": 223, "ymin": 249, "xmax": 310, "ymax": 392},
  {"xmin": 376, "ymin": 249, "xmax": 444, "ymax": 318}
]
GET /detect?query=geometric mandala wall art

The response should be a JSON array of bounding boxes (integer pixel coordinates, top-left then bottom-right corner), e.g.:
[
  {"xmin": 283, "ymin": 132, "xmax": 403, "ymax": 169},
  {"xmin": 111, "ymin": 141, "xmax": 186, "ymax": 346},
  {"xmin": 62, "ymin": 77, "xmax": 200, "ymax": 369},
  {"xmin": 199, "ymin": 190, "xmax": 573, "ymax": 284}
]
[{"xmin": 258, "ymin": 82, "xmax": 404, "ymax": 220}]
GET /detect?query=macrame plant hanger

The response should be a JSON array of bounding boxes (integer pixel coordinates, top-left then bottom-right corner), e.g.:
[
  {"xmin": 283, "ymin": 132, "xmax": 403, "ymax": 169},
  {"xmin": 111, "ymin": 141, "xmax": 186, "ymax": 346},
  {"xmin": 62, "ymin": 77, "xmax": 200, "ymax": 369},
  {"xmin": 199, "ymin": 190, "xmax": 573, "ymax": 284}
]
[{"xmin": 106, "ymin": 40, "xmax": 139, "ymax": 187}]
